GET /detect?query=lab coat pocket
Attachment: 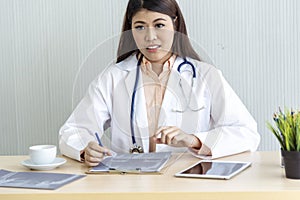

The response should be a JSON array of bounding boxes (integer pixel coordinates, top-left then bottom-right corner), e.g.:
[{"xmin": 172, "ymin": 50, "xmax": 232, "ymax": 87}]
[
  {"xmin": 180, "ymin": 87, "xmax": 211, "ymax": 132},
  {"xmin": 179, "ymin": 101, "xmax": 207, "ymax": 133}
]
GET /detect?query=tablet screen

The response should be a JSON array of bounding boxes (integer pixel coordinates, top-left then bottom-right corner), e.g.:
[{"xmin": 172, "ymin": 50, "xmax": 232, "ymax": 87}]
[{"xmin": 175, "ymin": 160, "xmax": 251, "ymax": 179}]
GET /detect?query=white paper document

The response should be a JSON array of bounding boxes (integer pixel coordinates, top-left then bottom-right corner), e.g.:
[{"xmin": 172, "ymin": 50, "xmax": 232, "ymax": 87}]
[
  {"xmin": 89, "ymin": 152, "xmax": 172, "ymax": 173},
  {"xmin": 0, "ymin": 169, "xmax": 85, "ymax": 190}
]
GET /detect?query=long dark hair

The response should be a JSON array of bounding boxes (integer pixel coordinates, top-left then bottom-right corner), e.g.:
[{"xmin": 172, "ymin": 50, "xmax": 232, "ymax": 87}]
[{"xmin": 116, "ymin": 0, "xmax": 201, "ymax": 63}]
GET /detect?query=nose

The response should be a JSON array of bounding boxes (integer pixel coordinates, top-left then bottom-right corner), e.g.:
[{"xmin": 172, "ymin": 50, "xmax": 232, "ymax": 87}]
[{"xmin": 145, "ymin": 27, "xmax": 157, "ymax": 41}]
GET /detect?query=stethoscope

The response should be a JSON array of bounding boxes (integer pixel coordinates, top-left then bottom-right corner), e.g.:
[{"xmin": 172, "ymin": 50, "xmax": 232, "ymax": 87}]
[{"xmin": 129, "ymin": 55, "xmax": 201, "ymax": 153}]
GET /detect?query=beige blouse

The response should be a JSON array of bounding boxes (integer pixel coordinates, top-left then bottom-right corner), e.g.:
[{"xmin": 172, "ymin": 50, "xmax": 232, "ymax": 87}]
[{"xmin": 140, "ymin": 55, "xmax": 176, "ymax": 152}]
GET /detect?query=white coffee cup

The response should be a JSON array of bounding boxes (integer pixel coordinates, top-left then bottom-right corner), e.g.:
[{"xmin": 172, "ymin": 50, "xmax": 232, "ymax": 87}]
[{"xmin": 29, "ymin": 145, "xmax": 57, "ymax": 165}]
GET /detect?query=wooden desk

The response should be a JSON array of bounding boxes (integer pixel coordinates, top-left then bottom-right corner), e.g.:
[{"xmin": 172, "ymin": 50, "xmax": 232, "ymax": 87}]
[{"xmin": 1, "ymin": 151, "xmax": 300, "ymax": 200}]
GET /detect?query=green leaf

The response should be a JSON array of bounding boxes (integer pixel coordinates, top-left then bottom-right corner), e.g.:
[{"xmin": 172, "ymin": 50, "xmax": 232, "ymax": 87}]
[
  {"xmin": 266, "ymin": 108, "xmax": 300, "ymax": 152},
  {"xmin": 266, "ymin": 122, "xmax": 285, "ymax": 150}
]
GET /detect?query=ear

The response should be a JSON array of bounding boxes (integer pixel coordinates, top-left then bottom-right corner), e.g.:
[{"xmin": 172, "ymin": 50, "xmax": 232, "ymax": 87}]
[
  {"xmin": 173, "ymin": 16, "xmax": 178, "ymax": 22},
  {"xmin": 172, "ymin": 16, "xmax": 178, "ymax": 29}
]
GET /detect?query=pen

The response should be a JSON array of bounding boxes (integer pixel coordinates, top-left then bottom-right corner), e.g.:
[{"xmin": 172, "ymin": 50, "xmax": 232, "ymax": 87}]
[
  {"xmin": 95, "ymin": 132, "xmax": 103, "ymax": 147},
  {"xmin": 95, "ymin": 132, "xmax": 117, "ymax": 157}
]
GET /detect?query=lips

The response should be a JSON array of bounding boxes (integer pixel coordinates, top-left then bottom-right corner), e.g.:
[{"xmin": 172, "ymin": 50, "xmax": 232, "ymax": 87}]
[
  {"xmin": 146, "ymin": 45, "xmax": 160, "ymax": 49},
  {"xmin": 146, "ymin": 45, "xmax": 161, "ymax": 53}
]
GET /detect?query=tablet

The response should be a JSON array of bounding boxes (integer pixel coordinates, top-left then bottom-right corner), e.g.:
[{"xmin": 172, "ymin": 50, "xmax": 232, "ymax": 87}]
[{"xmin": 175, "ymin": 160, "xmax": 251, "ymax": 180}]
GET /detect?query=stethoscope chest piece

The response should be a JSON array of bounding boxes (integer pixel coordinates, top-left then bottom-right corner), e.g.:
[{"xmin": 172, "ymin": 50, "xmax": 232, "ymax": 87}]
[{"xmin": 129, "ymin": 144, "xmax": 144, "ymax": 154}]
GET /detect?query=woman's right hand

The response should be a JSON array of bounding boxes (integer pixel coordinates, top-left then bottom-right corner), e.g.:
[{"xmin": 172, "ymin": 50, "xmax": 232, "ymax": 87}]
[{"xmin": 82, "ymin": 141, "xmax": 112, "ymax": 166}]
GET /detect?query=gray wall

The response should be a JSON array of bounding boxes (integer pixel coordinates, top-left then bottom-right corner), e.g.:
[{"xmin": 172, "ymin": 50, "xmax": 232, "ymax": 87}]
[{"xmin": 1, "ymin": 0, "xmax": 299, "ymax": 155}]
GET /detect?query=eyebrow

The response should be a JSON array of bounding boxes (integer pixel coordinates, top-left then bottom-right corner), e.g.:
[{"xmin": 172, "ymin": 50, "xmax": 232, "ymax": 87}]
[{"xmin": 133, "ymin": 18, "xmax": 167, "ymax": 25}]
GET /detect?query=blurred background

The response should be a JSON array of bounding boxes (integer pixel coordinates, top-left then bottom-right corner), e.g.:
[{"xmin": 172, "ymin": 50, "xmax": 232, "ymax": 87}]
[{"xmin": 1, "ymin": 0, "xmax": 299, "ymax": 155}]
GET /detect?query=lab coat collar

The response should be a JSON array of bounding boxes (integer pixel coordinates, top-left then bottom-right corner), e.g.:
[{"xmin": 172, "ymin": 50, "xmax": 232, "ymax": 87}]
[
  {"xmin": 116, "ymin": 54, "xmax": 187, "ymax": 72},
  {"xmin": 115, "ymin": 55, "xmax": 138, "ymax": 71}
]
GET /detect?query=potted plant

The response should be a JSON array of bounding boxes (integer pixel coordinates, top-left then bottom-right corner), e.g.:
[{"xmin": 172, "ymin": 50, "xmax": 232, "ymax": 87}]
[{"xmin": 267, "ymin": 108, "xmax": 300, "ymax": 179}]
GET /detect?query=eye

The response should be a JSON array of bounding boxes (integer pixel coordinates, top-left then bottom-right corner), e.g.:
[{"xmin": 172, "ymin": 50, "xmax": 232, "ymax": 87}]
[
  {"xmin": 134, "ymin": 25, "xmax": 145, "ymax": 30},
  {"xmin": 155, "ymin": 23, "xmax": 165, "ymax": 29}
]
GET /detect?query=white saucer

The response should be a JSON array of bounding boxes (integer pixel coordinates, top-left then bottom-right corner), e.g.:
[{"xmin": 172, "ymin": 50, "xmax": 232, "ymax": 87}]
[{"xmin": 21, "ymin": 157, "xmax": 66, "ymax": 171}]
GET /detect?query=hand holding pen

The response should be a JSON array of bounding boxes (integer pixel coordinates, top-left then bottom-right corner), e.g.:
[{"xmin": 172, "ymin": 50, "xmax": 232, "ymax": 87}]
[{"xmin": 82, "ymin": 132, "xmax": 112, "ymax": 167}]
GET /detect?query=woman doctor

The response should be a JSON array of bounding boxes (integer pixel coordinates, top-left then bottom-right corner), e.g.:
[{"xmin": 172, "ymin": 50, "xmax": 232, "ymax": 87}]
[{"xmin": 59, "ymin": 0, "xmax": 260, "ymax": 166}]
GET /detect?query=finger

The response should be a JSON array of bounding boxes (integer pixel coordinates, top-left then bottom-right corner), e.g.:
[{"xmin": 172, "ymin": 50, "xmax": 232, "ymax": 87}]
[
  {"xmin": 85, "ymin": 148, "xmax": 105, "ymax": 159},
  {"xmin": 165, "ymin": 130, "xmax": 179, "ymax": 145},
  {"xmin": 83, "ymin": 141, "xmax": 114, "ymax": 167},
  {"xmin": 167, "ymin": 128, "xmax": 187, "ymax": 145},
  {"xmin": 84, "ymin": 151, "xmax": 102, "ymax": 163},
  {"xmin": 154, "ymin": 130, "xmax": 183, "ymax": 146},
  {"xmin": 155, "ymin": 138, "xmax": 162, "ymax": 144},
  {"xmin": 171, "ymin": 133, "xmax": 186, "ymax": 146},
  {"xmin": 160, "ymin": 129, "xmax": 167, "ymax": 144},
  {"xmin": 156, "ymin": 127, "xmax": 165, "ymax": 143},
  {"xmin": 87, "ymin": 141, "xmax": 112, "ymax": 157},
  {"xmin": 106, "ymin": 150, "xmax": 113, "ymax": 156},
  {"xmin": 85, "ymin": 158, "xmax": 101, "ymax": 167},
  {"xmin": 155, "ymin": 126, "xmax": 176, "ymax": 134},
  {"xmin": 88, "ymin": 141, "xmax": 103, "ymax": 152},
  {"xmin": 155, "ymin": 126, "xmax": 166, "ymax": 138},
  {"xmin": 161, "ymin": 127, "xmax": 178, "ymax": 144},
  {"xmin": 84, "ymin": 147, "xmax": 111, "ymax": 167},
  {"xmin": 172, "ymin": 134, "xmax": 200, "ymax": 147},
  {"xmin": 159, "ymin": 127, "xmax": 171, "ymax": 143}
]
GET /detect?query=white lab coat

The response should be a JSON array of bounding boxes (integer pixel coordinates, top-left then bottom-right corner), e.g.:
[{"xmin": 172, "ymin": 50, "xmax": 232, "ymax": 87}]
[{"xmin": 59, "ymin": 55, "xmax": 260, "ymax": 161}]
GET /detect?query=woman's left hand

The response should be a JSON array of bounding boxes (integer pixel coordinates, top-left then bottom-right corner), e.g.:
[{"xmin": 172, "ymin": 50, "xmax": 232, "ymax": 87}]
[{"xmin": 155, "ymin": 126, "xmax": 201, "ymax": 148}]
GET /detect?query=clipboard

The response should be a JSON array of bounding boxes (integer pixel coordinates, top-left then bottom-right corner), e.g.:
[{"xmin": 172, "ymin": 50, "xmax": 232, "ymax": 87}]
[{"xmin": 86, "ymin": 152, "xmax": 172, "ymax": 174}]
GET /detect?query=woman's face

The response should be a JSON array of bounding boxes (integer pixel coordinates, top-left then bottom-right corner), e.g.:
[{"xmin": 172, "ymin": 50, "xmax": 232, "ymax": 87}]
[{"xmin": 131, "ymin": 9, "xmax": 175, "ymax": 64}]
